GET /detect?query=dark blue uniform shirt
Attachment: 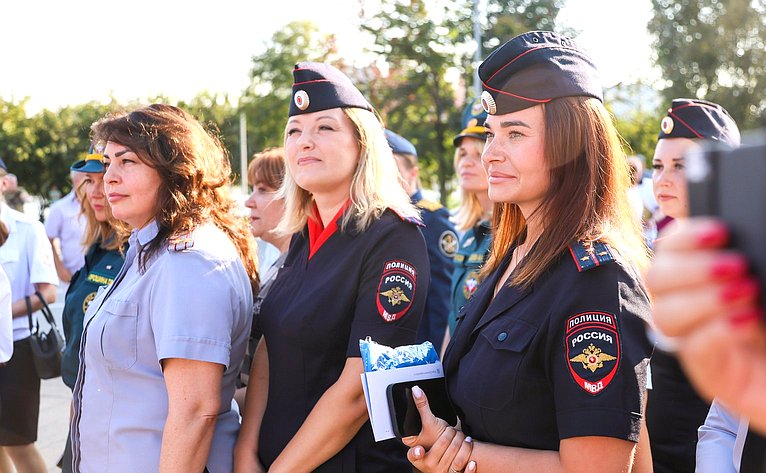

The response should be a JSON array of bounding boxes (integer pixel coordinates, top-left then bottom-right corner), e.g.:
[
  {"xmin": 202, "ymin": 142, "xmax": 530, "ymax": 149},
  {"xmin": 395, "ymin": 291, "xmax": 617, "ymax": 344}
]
[
  {"xmin": 444, "ymin": 242, "xmax": 652, "ymax": 449},
  {"xmin": 256, "ymin": 209, "xmax": 430, "ymax": 472},
  {"xmin": 411, "ymin": 190, "xmax": 457, "ymax": 352}
]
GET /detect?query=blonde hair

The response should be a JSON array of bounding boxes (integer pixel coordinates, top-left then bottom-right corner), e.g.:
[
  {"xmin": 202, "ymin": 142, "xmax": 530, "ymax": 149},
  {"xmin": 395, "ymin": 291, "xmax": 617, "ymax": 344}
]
[
  {"xmin": 279, "ymin": 108, "xmax": 419, "ymax": 234},
  {"xmin": 453, "ymin": 137, "xmax": 487, "ymax": 232},
  {"xmin": 483, "ymin": 97, "xmax": 649, "ymax": 288},
  {"xmin": 75, "ymin": 178, "xmax": 126, "ymax": 252}
]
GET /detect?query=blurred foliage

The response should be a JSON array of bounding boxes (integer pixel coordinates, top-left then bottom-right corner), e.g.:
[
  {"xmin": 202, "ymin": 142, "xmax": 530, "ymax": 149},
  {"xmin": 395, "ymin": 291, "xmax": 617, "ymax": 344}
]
[{"xmin": 648, "ymin": 0, "xmax": 766, "ymax": 129}]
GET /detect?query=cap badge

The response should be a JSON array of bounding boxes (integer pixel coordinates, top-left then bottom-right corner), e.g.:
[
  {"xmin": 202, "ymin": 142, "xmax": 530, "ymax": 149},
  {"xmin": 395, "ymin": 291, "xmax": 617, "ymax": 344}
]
[
  {"xmin": 661, "ymin": 116, "xmax": 674, "ymax": 134},
  {"xmin": 294, "ymin": 90, "xmax": 310, "ymax": 111},
  {"xmin": 480, "ymin": 91, "xmax": 497, "ymax": 115}
]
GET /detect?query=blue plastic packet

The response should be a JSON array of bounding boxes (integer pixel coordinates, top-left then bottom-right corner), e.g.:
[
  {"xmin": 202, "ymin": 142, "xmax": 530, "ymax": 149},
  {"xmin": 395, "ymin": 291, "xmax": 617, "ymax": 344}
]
[{"xmin": 359, "ymin": 337, "xmax": 439, "ymax": 372}]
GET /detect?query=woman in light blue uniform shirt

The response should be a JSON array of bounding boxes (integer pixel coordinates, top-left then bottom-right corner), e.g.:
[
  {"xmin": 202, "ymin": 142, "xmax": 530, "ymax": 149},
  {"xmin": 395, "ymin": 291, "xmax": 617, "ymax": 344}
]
[{"xmin": 70, "ymin": 104, "xmax": 258, "ymax": 473}]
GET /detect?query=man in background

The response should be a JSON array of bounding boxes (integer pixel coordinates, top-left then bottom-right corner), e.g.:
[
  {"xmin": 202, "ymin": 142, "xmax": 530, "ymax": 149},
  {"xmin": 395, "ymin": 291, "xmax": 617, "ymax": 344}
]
[{"xmin": 45, "ymin": 170, "xmax": 87, "ymax": 282}]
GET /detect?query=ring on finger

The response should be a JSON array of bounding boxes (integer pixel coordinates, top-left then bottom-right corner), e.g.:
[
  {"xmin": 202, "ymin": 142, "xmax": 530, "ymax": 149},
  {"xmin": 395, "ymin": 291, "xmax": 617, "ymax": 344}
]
[{"xmin": 449, "ymin": 468, "xmax": 462, "ymax": 473}]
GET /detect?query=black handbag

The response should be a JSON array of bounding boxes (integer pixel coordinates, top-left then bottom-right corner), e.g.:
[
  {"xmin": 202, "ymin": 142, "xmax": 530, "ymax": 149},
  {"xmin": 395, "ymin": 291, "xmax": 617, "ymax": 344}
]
[{"xmin": 26, "ymin": 290, "xmax": 64, "ymax": 379}]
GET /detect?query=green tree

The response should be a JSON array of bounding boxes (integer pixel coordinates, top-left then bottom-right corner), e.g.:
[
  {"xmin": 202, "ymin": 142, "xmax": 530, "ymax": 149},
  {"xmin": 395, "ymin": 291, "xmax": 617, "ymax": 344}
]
[
  {"xmin": 606, "ymin": 81, "xmax": 663, "ymax": 165},
  {"xmin": 240, "ymin": 21, "xmax": 337, "ymax": 170},
  {"xmin": 362, "ymin": 0, "xmax": 473, "ymax": 203},
  {"xmin": 484, "ymin": 0, "xmax": 566, "ymax": 50},
  {"xmin": 649, "ymin": 0, "xmax": 766, "ymax": 129}
]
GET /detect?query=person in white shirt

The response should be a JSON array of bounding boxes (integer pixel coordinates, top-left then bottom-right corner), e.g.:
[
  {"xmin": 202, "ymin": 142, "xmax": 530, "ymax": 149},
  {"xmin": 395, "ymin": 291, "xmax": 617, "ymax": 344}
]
[
  {"xmin": 0, "ymin": 255, "xmax": 11, "ymax": 364},
  {"xmin": 45, "ymin": 169, "xmax": 87, "ymax": 282},
  {"xmin": 0, "ymin": 157, "xmax": 59, "ymax": 473}
]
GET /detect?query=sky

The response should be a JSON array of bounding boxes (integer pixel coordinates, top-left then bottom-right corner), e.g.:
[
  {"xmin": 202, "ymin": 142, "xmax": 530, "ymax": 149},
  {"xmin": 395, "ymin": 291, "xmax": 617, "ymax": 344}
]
[{"xmin": 0, "ymin": 0, "xmax": 658, "ymax": 114}]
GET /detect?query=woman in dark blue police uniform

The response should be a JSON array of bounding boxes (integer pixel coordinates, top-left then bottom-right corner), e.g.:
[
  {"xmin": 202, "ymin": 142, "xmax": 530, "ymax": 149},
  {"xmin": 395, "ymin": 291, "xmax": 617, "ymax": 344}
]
[
  {"xmin": 234, "ymin": 62, "xmax": 430, "ymax": 473},
  {"xmin": 59, "ymin": 144, "xmax": 126, "ymax": 473},
  {"xmin": 646, "ymin": 99, "xmax": 741, "ymax": 473},
  {"xmin": 446, "ymin": 98, "xmax": 492, "ymax": 343},
  {"xmin": 402, "ymin": 31, "xmax": 654, "ymax": 473}
]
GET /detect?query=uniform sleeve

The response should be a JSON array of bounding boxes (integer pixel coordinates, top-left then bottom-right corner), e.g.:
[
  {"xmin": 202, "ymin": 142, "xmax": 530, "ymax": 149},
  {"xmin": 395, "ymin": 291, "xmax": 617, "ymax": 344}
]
[
  {"xmin": 346, "ymin": 220, "xmax": 430, "ymax": 357},
  {"xmin": 696, "ymin": 400, "xmax": 740, "ymax": 473},
  {"xmin": 28, "ymin": 220, "xmax": 59, "ymax": 286},
  {"xmin": 44, "ymin": 203, "xmax": 62, "ymax": 239},
  {"xmin": 0, "ymin": 267, "xmax": 12, "ymax": 363},
  {"xmin": 549, "ymin": 262, "xmax": 652, "ymax": 442},
  {"xmin": 418, "ymin": 209, "xmax": 457, "ymax": 351},
  {"xmin": 149, "ymin": 251, "xmax": 244, "ymax": 368}
]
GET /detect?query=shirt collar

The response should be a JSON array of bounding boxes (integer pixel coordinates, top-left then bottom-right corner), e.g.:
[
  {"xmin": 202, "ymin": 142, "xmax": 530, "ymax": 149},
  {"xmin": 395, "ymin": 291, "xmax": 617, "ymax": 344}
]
[
  {"xmin": 132, "ymin": 219, "xmax": 160, "ymax": 247},
  {"xmin": 0, "ymin": 203, "xmax": 19, "ymax": 232}
]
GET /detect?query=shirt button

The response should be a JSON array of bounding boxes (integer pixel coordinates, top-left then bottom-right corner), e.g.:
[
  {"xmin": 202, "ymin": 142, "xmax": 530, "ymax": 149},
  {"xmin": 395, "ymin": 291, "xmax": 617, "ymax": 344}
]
[{"xmin": 497, "ymin": 332, "xmax": 508, "ymax": 342}]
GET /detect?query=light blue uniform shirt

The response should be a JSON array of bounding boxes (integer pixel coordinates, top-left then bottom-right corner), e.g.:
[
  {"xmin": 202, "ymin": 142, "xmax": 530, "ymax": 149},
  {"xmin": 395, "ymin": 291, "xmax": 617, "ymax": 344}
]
[
  {"xmin": 697, "ymin": 399, "xmax": 749, "ymax": 473},
  {"xmin": 71, "ymin": 220, "xmax": 253, "ymax": 473}
]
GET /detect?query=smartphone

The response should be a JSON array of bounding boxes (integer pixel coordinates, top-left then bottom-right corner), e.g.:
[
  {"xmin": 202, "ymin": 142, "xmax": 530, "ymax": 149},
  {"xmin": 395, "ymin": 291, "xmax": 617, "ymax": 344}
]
[
  {"xmin": 386, "ymin": 376, "xmax": 457, "ymax": 438},
  {"xmin": 687, "ymin": 134, "xmax": 766, "ymax": 308}
]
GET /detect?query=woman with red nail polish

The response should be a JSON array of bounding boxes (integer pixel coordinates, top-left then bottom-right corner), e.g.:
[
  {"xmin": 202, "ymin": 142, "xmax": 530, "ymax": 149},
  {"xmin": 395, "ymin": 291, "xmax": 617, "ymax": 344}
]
[{"xmin": 646, "ymin": 99, "xmax": 742, "ymax": 473}]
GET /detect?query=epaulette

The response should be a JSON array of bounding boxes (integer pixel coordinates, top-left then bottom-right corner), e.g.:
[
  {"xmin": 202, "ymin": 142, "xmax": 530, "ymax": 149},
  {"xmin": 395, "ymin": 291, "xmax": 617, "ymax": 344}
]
[
  {"xmin": 390, "ymin": 208, "xmax": 425, "ymax": 227},
  {"xmin": 416, "ymin": 198, "xmax": 443, "ymax": 212},
  {"xmin": 568, "ymin": 241, "xmax": 614, "ymax": 272},
  {"xmin": 167, "ymin": 230, "xmax": 195, "ymax": 252}
]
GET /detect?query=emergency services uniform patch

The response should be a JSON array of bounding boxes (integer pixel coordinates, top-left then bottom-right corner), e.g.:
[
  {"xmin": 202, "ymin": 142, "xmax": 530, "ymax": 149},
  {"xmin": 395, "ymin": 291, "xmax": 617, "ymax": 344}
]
[
  {"xmin": 377, "ymin": 259, "xmax": 417, "ymax": 322},
  {"xmin": 566, "ymin": 311, "xmax": 620, "ymax": 395}
]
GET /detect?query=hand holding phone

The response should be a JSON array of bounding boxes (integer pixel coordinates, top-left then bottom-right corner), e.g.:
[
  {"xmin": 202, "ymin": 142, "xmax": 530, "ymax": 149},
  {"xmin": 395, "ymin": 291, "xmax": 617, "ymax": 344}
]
[{"xmin": 386, "ymin": 377, "xmax": 457, "ymax": 438}]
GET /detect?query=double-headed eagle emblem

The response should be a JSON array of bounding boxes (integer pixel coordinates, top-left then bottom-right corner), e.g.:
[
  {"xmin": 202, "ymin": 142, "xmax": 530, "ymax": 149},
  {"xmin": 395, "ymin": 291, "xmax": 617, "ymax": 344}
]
[
  {"xmin": 380, "ymin": 287, "xmax": 410, "ymax": 307},
  {"xmin": 569, "ymin": 344, "xmax": 616, "ymax": 373}
]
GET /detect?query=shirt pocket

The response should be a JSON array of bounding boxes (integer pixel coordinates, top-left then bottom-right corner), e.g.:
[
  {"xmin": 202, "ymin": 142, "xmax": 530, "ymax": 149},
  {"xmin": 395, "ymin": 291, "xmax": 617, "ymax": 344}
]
[
  {"xmin": 99, "ymin": 299, "xmax": 138, "ymax": 370},
  {"xmin": 475, "ymin": 318, "xmax": 538, "ymax": 410}
]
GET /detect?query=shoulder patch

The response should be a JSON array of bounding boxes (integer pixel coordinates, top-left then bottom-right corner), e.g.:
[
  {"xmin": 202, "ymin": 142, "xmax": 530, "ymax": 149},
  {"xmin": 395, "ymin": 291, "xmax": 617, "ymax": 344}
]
[
  {"xmin": 390, "ymin": 207, "xmax": 424, "ymax": 227},
  {"xmin": 377, "ymin": 260, "xmax": 417, "ymax": 322},
  {"xmin": 167, "ymin": 230, "xmax": 195, "ymax": 252},
  {"xmin": 416, "ymin": 198, "xmax": 443, "ymax": 212},
  {"xmin": 566, "ymin": 311, "xmax": 621, "ymax": 395},
  {"xmin": 439, "ymin": 230, "xmax": 459, "ymax": 258},
  {"xmin": 568, "ymin": 241, "xmax": 614, "ymax": 272}
]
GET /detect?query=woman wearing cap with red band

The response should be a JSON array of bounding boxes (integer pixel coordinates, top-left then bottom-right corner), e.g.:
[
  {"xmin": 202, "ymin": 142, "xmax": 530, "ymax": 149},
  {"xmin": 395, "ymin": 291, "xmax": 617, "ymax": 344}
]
[
  {"xmin": 401, "ymin": 31, "xmax": 653, "ymax": 473},
  {"xmin": 234, "ymin": 62, "xmax": 429, "ymax": 473},
  {"xmin": 646, "ymin": 98, "xmax": 742, "ymax": 473}
]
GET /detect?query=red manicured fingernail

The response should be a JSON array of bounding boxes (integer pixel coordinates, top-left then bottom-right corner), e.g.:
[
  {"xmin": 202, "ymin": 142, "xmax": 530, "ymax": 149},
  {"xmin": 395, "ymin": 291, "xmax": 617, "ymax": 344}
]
[
  {"xmin": 698, "ymin": 222, "xmax": 728, "ymax": 247},
  {"xmin": 711, "ymin": 255, "xmax": 748, "ymax": 278},
  {"xmin": 730, "ymin": 308, "xmax": 762, "ymax": 327},
  {"xmin": 721, "ymin": 279, "xmax": 759, "ymax": 302}
]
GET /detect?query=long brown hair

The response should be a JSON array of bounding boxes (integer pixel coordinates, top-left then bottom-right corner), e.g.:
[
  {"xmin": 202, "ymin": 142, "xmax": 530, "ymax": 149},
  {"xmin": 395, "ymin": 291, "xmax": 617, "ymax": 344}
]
[
  {"xmin": 482, "ymin": 96, "xmax": 648, "ymax": 288},
  {"xmin": 92, "ymin": 104, "xmax": 259, "ymax": 295}
]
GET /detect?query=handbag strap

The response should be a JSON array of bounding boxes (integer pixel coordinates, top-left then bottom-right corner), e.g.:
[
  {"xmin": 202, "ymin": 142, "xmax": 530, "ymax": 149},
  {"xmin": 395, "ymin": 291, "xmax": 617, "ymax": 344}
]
[
  {"xmin": 26, "ymin": 294, "xmax": 35, "ymax": 333},
  {"xmin": 33, "ymin": 290, "xmax": 58, "ymax": 329}
]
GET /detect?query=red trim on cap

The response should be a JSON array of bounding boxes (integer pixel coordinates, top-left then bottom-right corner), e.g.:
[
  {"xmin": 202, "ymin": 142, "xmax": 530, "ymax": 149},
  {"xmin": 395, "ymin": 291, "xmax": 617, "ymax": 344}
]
[
  {"xmin": 480, "ymin": 82, "xmax": 553, "ymax": 104},
  {"xmin": 668, "ymin": 110, "xmax": 703, "ymax": 139},
  {"xmin": 486, "ymin": 46, "xmax": 543, "ymax": 83},
  {"xmin": 294, "ymin": 79, "xmax": 332, "ymax": 86}
]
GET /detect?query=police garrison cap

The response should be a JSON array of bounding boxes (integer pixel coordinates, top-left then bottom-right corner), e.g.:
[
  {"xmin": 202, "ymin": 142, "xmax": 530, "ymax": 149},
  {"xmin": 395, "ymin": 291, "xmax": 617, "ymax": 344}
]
[
  {"xmin": 658, "ymin": 98, "xmax": 740, "ymax": 148},
  {"xmin": 453, "ymin": 97, "xmax": 488, "ymax": 146},
  {"xmin": 289, "ymin": 62, "xmax": 373, "ymax": 117},
  {"xmin": 478, "ymin": 31, "xmax": 602, "ymax": 116},
  {"xmin": 385, "ymin": 130, "xmax": 418, "ymax": 157}
]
